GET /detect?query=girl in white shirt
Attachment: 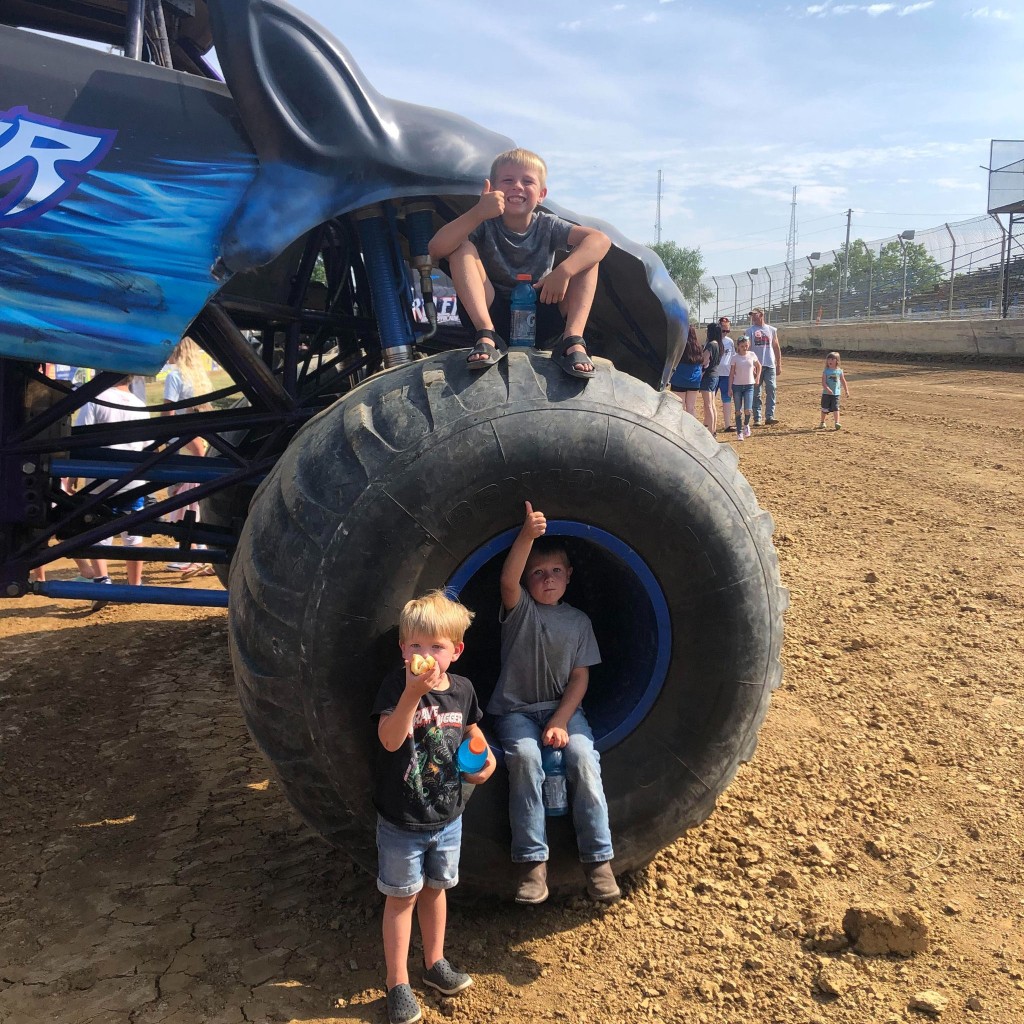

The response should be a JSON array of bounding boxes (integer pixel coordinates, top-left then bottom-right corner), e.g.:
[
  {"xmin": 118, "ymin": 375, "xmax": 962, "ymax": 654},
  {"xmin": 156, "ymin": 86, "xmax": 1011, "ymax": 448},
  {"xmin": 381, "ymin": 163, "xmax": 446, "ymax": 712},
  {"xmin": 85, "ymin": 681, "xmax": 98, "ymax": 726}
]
[{"xmin": 728, "ymin": 337, "xmax": 762, "ymax": 441}]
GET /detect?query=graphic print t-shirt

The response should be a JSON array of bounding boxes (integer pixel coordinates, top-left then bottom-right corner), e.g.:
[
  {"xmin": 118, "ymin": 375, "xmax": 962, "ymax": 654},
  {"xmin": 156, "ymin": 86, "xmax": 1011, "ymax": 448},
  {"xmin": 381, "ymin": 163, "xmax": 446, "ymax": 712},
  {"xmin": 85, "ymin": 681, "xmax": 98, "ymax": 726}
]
[
  {"xmin": 824, "ymin": 367, "xmax": 844, "ymax": 396},
  {"xmin": 371, "ymin": 669, "xmax": 482, "ymax": 830}
]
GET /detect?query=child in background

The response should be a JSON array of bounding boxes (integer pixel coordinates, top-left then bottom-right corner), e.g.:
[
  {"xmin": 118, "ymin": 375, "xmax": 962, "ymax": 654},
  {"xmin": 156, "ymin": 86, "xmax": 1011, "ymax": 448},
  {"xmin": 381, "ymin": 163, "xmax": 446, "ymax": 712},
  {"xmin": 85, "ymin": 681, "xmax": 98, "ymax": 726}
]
[
  {"xmin": 728, "ymin": 336, "xmax": 761, "ymax": 441},
  {"xmin": 372, "ymin": 591, "xmax": 495, "ymax": 1024},
  {"xmin": 819, "ymin": 351, "xmax": 851, "ymax": 430}
]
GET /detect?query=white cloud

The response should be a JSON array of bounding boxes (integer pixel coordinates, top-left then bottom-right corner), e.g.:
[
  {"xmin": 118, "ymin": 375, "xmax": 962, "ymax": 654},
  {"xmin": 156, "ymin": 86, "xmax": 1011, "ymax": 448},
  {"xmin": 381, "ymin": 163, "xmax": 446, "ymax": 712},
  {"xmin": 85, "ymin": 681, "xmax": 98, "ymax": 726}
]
[
  {"xmin": 969, "ymin": 6, "xmax": 1012, "ymax": 18},
  {"xmin": 866, "ymin": 4, "xmax": 896, "ymax": 15},
  {"xmin": 899, "ymin": 1, "xmax": 933, "ymax": 14},
  {"xmin": 560, "ymin": 19, "xmax": 584, "ymax": 30},
  {"xmin": 641, "ymin": 12, "xmax": 659, "ymax": 22}
]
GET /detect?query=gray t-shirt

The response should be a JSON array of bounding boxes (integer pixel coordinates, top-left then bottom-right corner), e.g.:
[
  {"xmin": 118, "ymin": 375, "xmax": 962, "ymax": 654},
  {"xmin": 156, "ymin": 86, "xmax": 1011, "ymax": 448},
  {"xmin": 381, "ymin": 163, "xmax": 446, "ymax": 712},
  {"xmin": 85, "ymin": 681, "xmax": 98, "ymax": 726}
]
[
  {"xmin": 744, "ymin": 324, "xmax": 778, "ymax": 369},
  {"xmin": 486, "ymin": 586, "xmax": 602, "ymax": 716},
  {"xmin": 469, "ymin": 211, "xmax": 574, "ymax": 298}
]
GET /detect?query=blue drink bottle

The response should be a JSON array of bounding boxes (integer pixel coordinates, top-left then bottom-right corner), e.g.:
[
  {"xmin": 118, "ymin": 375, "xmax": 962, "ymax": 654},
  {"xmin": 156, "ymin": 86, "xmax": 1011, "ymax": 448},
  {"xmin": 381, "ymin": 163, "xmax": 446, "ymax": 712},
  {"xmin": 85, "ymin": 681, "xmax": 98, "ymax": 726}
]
[
  {"xmin": 457, "ymin": 735, "xmax": 488, "ymax": 774},
  {"xmin": 541, "ymin": 745, "xmax": 569, "ymax": 816},
  {"xmin": 509, "ymin": 274, "xmax": 537, "ymax": 348}
]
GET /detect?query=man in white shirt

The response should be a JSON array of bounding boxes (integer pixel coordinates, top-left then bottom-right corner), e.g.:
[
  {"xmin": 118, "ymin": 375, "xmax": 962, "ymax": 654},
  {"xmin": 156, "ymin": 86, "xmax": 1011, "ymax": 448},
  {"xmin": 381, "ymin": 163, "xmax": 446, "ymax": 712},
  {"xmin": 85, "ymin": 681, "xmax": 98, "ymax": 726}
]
[{"xmin": 744, "ymin": 308, "xmax": 782, "ymax": 425}]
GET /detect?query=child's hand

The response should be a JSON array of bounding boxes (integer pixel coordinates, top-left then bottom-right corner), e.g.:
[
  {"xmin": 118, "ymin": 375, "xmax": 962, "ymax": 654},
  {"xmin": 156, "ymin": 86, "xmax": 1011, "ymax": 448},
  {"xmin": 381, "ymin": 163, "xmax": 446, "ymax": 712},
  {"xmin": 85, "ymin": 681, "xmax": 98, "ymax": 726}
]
[
  {"xmin": 463, "ymin": 748, "xmax": 496, "ymax": 785},
  {"xmin": 476, "ymin": 179, "xmax": 505, "ymax": 221},
  {"xmin": 404, "ymin": 656, "xmax": 441, "ymax": 697},
  {"xmin": 543, "ymin": 725, "xmax": 568, "ymax": 749},
  {"xmin": 522, "ymin": 500, "xmax": 546, "ymax": 539},
  {"xmin": 536, "ymin": 264, "xmax": 572, "ymax": 305}
]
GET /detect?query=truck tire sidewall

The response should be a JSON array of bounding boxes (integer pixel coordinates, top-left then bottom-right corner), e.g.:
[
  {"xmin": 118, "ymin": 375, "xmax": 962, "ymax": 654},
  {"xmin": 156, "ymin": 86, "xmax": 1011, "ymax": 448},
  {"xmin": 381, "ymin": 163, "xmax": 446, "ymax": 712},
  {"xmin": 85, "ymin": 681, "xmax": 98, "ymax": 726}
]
[{"xmin": 231, "ymin": 353, "xmax": 782, "ymax": 895}]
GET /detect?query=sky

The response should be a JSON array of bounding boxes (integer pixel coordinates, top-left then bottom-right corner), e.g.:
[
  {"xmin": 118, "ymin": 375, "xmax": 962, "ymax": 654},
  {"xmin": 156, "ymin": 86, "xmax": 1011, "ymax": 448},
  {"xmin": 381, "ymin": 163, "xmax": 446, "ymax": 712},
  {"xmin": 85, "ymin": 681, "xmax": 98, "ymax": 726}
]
[{"xmin": 289, "ymin": 0, "xmax": 1023, "ymax": 278}]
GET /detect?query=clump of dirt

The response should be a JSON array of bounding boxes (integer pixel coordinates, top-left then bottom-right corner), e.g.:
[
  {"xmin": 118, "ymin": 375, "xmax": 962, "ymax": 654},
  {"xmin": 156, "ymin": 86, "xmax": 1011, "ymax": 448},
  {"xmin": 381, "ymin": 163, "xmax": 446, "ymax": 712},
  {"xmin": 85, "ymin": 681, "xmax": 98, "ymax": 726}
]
[{"xmin": 1, "ymin": 355, "xmax": 1022, "ymax": 1023}]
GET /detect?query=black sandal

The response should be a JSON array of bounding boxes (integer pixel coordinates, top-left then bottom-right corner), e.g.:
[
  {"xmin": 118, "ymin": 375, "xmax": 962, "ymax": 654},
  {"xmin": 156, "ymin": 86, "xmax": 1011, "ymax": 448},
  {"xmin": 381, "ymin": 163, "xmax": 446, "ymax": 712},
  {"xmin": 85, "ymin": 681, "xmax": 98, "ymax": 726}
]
[
  {"xmin": 552, "ymin": 335, "xmax": 596, "ymax": 379},
  {"xmin": 466, "ymin": 329, "xmax": 508, "ymax": 371}
]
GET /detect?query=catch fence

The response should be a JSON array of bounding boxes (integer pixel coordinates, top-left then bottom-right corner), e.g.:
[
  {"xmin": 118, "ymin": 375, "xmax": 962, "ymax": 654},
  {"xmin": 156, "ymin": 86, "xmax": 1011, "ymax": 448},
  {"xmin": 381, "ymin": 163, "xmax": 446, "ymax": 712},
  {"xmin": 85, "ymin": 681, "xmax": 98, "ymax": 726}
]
[{"xmin": 699, "ymin": 215, "xmax": 1024, "ymax": 326}]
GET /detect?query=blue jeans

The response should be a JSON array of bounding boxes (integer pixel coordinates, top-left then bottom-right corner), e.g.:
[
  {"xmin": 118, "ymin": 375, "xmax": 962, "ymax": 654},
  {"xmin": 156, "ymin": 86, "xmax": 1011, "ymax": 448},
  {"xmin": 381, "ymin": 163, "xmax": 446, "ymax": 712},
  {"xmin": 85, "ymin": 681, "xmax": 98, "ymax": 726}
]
[
  {"xmin": 494, "ymin": 708, "xmax": 614, "ymax": 864},
  {"xmin": 752, "ymin": 365, "xmax": 777, "ymax": 422}
]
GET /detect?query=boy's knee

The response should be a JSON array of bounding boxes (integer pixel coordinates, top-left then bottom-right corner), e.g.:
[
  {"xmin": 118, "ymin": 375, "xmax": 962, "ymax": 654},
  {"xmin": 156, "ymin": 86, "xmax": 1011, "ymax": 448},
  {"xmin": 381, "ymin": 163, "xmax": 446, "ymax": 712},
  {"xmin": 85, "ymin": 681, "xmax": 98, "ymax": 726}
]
[{"xmin": 505, "ymin": 742, "xmax": 542, "ymax": 776}]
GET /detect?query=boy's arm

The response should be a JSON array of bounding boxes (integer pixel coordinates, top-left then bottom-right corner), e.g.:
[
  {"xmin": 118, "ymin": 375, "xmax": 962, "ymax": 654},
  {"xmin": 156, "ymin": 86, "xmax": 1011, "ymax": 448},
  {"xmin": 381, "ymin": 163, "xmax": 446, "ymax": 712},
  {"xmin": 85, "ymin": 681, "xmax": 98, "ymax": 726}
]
[
  {"xmin": 460, "ymin": 721, "xmax": 496, "ymax": 784},
  {"xmin": 500, "ymin": 501, "xmax": 546, "ymax": 611},
  {"xmin": 842, "ymin": 370, "xmax": 851, "ymax": 397},
  {"xmin": 542, "ymin": 666, "xmax": 589, "ymax": 748},
  {"xmin": 753, "ymin": 355, "xmax": 762, "ymax": 385},
  {"xmin": 772, "ymin": 330, "xmax": 782, "ymax": 378},
  {"xmin": 537, "ymin": 225, "xmax": 611, "ymax": 305},
  {"xmin": 822, "ymin": 370, "xmax": 828, "ymax": 389},
  {"xmin": 377, "ymin": 660, "xmax": 443, "ymax": 751},
  {"xmin": 427, "ymin": 179, "xmax": 505, "ymax": 261}
]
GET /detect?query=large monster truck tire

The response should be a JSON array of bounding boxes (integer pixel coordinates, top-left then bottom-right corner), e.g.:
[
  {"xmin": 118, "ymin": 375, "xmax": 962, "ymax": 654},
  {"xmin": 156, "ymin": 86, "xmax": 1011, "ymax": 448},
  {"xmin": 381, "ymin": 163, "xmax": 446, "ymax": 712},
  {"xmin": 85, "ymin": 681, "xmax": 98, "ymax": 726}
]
[{"xmin": 228, "ymin": 349, "xmax": 787, "ymax": 897}]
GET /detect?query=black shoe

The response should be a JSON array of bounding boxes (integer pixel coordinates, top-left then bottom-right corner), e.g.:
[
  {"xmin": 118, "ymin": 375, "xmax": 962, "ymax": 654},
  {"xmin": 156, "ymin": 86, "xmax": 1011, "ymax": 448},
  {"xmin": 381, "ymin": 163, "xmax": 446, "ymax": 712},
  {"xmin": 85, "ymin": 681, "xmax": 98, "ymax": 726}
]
[
  {"xmin": 422, "ymin": 958, "xmax": 473, "ymax": 995},
  {"xmin": 766, "ymin": 417, "xmax": 779, "ymax": 425}
]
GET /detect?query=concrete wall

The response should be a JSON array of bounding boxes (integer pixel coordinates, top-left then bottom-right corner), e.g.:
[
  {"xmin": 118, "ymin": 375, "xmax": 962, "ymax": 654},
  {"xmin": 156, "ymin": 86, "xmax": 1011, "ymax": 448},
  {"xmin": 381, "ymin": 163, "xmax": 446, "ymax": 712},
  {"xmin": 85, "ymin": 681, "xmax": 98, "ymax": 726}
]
[{"xmin": 777, "ymin": 319, "xmax": 1024, "ymax": 359}]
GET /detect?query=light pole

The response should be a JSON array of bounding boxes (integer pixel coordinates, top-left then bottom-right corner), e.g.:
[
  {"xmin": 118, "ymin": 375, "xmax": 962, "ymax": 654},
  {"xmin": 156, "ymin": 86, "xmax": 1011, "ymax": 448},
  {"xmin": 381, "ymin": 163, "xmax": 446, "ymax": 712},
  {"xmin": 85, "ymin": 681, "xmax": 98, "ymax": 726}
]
[
  {"xmin": 712, "ymin": 276, "xmax": 720, "ymax": 320},
  {"xmin": 747, "ymin": 268, "xmax": 758, "ymax": 313},
  {"xmin": 807, "ymin": 252, "xmax": 821, "ymax": 323},
  {"xmin": 764, "ymin": 266, "xmax": 773, "ymax": 319},
  {"xmin": 899, "ymin": 229, "xmax": 915, "ymax": 319}
]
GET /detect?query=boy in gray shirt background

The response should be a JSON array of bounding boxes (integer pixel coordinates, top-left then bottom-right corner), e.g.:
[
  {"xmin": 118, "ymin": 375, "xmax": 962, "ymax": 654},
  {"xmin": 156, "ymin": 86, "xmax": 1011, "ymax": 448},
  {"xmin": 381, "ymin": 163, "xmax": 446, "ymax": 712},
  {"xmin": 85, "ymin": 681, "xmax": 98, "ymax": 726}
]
[{"xmin": 487, "ymin": 501, "xmax": 620, "ymax": 904}]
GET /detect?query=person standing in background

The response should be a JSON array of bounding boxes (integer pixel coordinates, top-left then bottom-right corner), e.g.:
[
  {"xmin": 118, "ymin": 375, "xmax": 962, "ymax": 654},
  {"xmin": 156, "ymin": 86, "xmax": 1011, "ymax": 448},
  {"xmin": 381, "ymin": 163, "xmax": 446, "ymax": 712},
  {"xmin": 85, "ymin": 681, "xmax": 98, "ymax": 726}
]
[{"xmin": 745, "ymin": 308, "xmax": 781, "ymax": 426}]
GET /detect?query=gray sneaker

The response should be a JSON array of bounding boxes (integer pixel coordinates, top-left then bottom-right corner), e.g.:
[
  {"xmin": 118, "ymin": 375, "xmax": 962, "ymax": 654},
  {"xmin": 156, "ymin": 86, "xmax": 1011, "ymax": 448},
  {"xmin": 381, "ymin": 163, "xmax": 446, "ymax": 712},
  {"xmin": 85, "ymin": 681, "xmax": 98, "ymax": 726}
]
[
  {"xmin": 422, "ymin": 957, "xmax": 473, "ymax": 996},
  {"xmin": 386, "ymin": 983, "xmax": 422, "ymax": 1024}
]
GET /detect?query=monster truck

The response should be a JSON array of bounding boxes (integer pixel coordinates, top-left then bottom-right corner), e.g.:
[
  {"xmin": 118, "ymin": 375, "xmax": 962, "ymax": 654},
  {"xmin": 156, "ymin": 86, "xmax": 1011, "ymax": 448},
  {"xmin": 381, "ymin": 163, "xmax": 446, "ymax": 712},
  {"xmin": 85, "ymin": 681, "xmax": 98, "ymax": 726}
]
[{"xmin": 0, "ymin": 0, "xmax": 786, "ymax": 895}]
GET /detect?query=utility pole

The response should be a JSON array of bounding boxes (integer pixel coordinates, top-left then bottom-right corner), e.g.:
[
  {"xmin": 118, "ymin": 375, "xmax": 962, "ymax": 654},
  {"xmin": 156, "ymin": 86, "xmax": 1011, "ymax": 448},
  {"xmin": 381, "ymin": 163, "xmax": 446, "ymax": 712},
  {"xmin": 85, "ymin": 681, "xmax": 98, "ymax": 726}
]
[
  {"xmin": 655, "ymin": 170, "xmax": 663, "ymax": 245},
  {"xmin": 841, "ymin": 208, "xmax": 853, "ymax": 293},
  {"xmin": 785, "ymin": 187, "xmax": 798, "ymax": 311}
]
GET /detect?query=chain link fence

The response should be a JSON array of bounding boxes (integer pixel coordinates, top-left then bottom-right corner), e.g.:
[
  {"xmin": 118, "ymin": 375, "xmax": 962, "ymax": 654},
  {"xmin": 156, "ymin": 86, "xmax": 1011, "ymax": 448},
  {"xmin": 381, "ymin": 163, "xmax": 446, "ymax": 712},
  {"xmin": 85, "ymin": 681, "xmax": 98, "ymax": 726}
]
[{"xmin": 700, "ymin": 215, "xmax": 1024, "ymax": 325}]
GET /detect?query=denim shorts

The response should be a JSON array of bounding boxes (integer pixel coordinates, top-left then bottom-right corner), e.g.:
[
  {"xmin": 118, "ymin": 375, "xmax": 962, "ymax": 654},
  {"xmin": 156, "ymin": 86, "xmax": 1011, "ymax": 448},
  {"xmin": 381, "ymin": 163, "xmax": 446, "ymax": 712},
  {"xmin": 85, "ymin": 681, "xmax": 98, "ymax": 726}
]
[
  {"xmin": 821, "ymin": 392, "xmax": 840, "ymax": 413},
  {"xmin": 699, "ymin": 368, "xmax": 719, "ymax": 392},
  {"xmin": 376, "ymin": 814, "xmax": 462, "ymax": 897}
]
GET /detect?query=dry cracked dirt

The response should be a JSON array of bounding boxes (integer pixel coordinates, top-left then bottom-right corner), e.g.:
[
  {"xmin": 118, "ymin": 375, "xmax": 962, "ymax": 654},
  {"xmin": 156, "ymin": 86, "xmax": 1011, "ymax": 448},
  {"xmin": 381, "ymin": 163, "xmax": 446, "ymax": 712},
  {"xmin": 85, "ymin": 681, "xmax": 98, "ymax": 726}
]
[{"xmin": 1, "ymin": 353, "xmax": 1023, "ymax": 1024}]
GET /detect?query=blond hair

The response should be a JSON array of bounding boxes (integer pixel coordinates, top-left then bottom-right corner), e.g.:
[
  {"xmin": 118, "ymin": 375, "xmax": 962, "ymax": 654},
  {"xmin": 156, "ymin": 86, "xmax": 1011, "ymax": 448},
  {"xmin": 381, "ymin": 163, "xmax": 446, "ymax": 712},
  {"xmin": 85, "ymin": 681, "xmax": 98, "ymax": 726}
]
[
  {"xmin": 490, "ymin": 148, "xmax": 548, "ymax": 189},
  {"xmin": 399, "ymin": 590, "xmax": 475, "ymax": 645},
  {"xmin": 170, "ymin": 336, "xmax": 212, "ymax": 411},
  {"xmin": 825, "ymin": 351, "xmax": 841, "ymax": 364}
]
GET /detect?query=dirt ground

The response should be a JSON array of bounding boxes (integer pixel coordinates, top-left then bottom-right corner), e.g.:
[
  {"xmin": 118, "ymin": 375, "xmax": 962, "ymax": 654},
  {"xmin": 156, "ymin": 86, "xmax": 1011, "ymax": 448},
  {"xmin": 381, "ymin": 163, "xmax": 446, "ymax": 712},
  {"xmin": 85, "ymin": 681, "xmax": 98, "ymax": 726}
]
[{"xmin": 2, "ymin": 354, "xmax": 1023, "ymax": 1024}]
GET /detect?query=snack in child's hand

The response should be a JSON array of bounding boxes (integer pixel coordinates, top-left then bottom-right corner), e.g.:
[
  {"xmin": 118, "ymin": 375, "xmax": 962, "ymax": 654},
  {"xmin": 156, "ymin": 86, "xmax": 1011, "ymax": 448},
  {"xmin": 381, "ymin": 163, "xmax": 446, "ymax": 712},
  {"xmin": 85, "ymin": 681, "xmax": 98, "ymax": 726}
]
[{"xmin": 409, "ymin": 654, "xmax": 436, "ymax": 676}]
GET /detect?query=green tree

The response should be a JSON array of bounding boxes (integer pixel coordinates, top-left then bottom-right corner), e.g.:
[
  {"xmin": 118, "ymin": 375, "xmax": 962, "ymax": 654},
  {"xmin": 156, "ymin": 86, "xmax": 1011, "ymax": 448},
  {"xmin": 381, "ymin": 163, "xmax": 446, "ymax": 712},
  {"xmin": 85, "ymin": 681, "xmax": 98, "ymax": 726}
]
[
  {"xmin": 799, "ymin": 238, "xmax": 943, "ymax": 313},
  {"xmin": 649, "ymin": 241, "xmax": 713, "ymax": 306}
]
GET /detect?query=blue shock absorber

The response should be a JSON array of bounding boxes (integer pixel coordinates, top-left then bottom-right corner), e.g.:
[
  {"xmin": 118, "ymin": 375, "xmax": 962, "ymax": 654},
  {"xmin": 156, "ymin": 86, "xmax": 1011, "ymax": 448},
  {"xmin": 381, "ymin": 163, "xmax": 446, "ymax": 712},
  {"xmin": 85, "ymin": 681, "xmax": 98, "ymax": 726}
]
[
  {"xmin": 356, "ymin": 206, "xmax": 415, "ymax": 367},
  {"xmin": 405, "ymin": 203, "xmax": 438, "ymax": 341},
  {"xmin": 405, "ymin": 206, "xmax": 433, "ymax": 255}
]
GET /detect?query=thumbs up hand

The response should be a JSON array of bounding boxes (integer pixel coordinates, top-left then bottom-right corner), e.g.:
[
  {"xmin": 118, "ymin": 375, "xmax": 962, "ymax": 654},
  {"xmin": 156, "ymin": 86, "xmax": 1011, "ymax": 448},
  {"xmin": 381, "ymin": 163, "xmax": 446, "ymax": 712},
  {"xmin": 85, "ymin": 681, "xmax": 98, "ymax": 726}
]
[
  {"xmin": 477, "ymin": 178, "xmax": 505, "ymax": 221},
  {"xmin": 522, "ymin": 500, "xmax": 547, "ymax": 539}
]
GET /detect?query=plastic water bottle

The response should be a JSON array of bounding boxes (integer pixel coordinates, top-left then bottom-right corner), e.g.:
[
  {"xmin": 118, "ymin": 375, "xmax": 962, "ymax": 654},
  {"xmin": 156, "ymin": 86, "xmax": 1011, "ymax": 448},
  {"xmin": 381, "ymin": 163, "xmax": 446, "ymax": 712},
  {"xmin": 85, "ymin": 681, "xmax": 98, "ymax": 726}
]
[
  {"xmin": 541, "ymin": 746, "xmax": 569, "ymax": 816},
  {"xmin": 457, "ymin": 735, "xmax": 488, "ymax": 774},
  {"xmin": 509, "ymin": 274, "xmax": 536, "ymax": 348}
]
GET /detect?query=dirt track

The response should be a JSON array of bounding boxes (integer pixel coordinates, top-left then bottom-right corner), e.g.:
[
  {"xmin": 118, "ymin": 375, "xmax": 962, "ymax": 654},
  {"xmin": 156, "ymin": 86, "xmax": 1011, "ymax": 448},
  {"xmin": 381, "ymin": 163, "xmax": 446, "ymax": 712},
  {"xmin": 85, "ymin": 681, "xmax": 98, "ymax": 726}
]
[{"xmin": 2, "ymin": 354, "xmax": 1023, "ymax": 1024}]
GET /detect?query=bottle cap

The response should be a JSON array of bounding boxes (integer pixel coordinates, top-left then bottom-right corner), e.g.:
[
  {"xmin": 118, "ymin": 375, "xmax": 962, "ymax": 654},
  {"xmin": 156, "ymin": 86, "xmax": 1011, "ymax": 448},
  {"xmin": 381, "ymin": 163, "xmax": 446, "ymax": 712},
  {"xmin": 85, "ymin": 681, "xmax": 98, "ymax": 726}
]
[
  {"xmin": 468, "ymin": 735, "xmax": 487, "ymax": 755},
  {"xmin": 515, "ymin": 273, "xmax": 531, "ymax": 281}
]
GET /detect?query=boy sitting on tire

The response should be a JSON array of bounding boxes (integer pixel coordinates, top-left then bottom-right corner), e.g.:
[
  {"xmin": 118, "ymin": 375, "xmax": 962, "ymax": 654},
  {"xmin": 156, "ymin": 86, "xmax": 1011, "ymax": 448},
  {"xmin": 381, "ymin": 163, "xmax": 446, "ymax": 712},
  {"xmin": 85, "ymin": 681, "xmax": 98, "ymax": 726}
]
[
  {"xmin": 427, "ymin": 147, "xmax": 611, "ymax": 379},
  {"xmin": 488, "ymin": 502, "xmax": 621, "ymax": 904}
]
